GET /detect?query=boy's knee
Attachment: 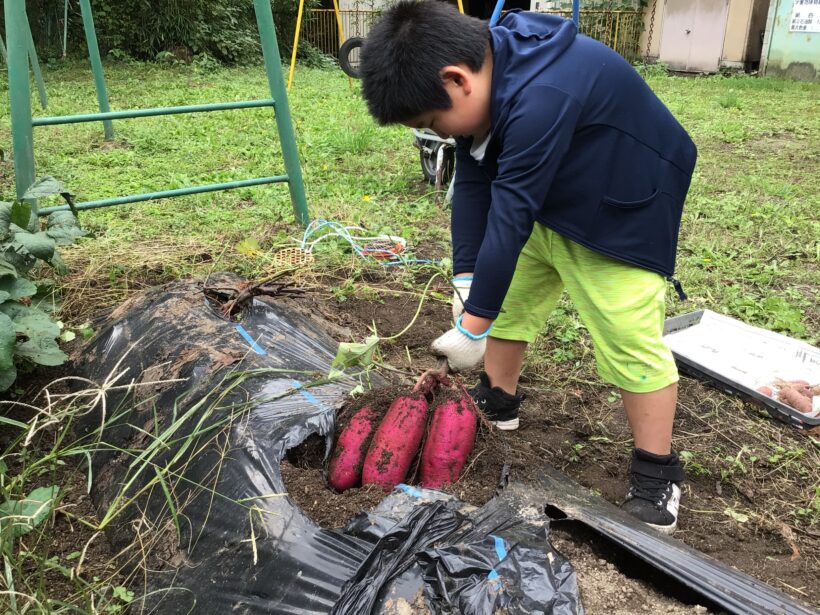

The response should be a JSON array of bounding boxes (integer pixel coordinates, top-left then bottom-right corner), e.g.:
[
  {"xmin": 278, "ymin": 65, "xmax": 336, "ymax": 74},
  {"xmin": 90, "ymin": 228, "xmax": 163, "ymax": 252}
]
[{"xmin": 591, "ymin": 326, "xmax": 677, "ymax": 393}]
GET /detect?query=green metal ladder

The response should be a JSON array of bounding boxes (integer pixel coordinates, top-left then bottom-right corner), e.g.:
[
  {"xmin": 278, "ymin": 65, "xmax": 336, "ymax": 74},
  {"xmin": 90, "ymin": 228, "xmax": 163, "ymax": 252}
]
[{"xmin": 5, "ymin": 0, "xmax": 309, "ymax": 225}]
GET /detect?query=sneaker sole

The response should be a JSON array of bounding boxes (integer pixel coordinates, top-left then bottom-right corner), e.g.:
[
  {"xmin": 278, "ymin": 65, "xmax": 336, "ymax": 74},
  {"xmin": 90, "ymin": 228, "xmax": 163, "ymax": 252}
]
[
  {"xmin": 492, "ymin": 418, "xmax": 519, "ymax": 430},
  {"xmin": 645, "ymin": 520, "xmax": 677, "ymax": 535}
]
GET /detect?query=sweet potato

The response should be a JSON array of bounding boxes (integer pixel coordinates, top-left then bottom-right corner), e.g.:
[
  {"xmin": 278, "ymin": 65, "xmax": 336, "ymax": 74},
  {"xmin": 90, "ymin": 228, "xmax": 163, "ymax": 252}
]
[
  {"xmin": 756, "ymin": 386, "xmax": 773, "ymax": 397},
  {"xmin": 362, "ymin": 395, "xmax": 428, "ymax": 491},
  {"xmin": 420, "ymin": 396, "xmax": 477, "ymax": 489},
  {"xmin": 775, "ymin": 379, "xmax": 812, "ymax": 399},
  {"xmin": 328, "ymin": 406, "xmax": 378, "ymax": 492},
  {"xmin": 777, "ymin": 387, "xmax": 813, "ymax": 414},
  {"xmin": 811, "ymin": 384, "xmax": 820, "ymax": 397}
]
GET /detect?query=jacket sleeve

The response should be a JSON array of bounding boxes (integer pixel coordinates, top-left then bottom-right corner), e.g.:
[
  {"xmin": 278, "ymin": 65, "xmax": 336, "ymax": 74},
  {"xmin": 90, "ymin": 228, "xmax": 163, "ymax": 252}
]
[
  {"xmin": 464, "ymin": 85, "xmax": 582, "ymax": 319},
  {"xmin": 451, "ymin": 140, "xmax": 492, "ymax": 276}
]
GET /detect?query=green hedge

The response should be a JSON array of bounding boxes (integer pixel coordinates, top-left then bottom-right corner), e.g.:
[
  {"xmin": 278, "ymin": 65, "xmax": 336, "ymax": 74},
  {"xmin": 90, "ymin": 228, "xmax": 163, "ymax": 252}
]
[{"xmin": 2, "ymin": 0, "xmax": 318, "ymax": 64}]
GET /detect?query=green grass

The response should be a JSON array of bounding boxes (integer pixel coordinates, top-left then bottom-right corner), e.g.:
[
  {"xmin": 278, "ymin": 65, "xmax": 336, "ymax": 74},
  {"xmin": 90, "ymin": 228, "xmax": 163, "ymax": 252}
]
[
  {"xmin": 0, "ymin": 63, "xmax": 816, "ymax": 336},
  {"xmin": 0, "ymin": 60, "xmax": 819, "ymax": 610}
]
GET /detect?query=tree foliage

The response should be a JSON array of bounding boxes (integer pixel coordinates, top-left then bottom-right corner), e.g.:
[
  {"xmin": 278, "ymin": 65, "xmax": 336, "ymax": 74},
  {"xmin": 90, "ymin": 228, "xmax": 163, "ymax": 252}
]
[{"xmin": 3, "ymin": 0, "xmax": 316, "ymax": 64}]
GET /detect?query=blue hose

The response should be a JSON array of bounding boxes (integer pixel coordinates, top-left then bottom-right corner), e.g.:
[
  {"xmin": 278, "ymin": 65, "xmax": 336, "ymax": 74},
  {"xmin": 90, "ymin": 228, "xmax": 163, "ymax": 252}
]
[{"xmin": 489, "ymin": 0, "xmax": 505, "ymax": 27}]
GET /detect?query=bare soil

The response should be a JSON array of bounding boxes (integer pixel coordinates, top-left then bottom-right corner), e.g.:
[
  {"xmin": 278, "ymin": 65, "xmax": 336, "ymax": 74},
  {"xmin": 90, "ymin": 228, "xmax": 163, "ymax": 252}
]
[
  {"xmin": 287, "ymin": 275, "xmax": 820, "ymax": 609},
  {"xmin": 8, "ymin": 271, "xmax": 818, "ymax": 611}
]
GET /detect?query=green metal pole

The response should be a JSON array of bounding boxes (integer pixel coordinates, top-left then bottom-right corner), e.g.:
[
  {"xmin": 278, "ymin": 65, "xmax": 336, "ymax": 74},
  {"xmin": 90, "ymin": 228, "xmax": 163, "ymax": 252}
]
[
  {"xmin": 253, "ymin": 0, "xmax": 310, "ymax": 227},
  {"xmin": 38, "ymin": 175, "xmax": 290, "ymax": 215},
  {"xmin": 78, "ymin": 0, "xmax": 114, "ymax": 140},
  {"xmin": 26, "ymin": 21, "xmax": 49, "ymax": 110},
  {"xmin": 5, "ymin": 1, "xmax": 36, "ymax": 206}
]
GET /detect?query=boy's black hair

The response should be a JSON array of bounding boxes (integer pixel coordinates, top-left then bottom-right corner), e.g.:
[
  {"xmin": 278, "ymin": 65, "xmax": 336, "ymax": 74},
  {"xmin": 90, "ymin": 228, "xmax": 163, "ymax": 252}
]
[{"xmin": 359, "ymin": 0, "xmax": 489, "ymax": 125}]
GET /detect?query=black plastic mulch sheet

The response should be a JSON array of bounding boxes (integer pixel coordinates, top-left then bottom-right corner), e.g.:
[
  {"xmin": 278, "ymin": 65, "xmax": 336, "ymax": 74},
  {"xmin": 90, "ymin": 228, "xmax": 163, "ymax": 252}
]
[
  {"xmin": 74, "ymin": 274, "xmax": 582, "ymax": 614},
  {"xmin": 336, "ymin": 484, "xmax": 581, "ymax": 614}
]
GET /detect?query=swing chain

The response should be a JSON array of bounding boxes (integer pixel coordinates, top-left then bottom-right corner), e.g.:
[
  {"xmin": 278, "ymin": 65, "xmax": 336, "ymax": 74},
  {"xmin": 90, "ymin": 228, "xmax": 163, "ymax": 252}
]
[{"xmin": 644, "ymin": 0, "xmax": 657, "ymax": 62}]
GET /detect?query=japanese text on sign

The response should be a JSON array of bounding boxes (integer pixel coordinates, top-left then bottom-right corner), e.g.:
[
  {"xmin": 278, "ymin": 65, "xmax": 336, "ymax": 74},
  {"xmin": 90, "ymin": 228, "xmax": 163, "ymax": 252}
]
[{"xmin": 790, "ymin": 0, "xmax": 820, "ymax": 32}]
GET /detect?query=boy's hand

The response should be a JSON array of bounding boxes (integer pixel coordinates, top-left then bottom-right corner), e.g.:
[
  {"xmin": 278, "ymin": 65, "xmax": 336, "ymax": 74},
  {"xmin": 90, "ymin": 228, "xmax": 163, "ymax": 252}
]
[
  {"xmin": 430, "ymin": 313, "xmax": 493, "ymax": 372},
  {"xmin": 451, "ymin": 274, "xmax": 473, "ymax": 322}
]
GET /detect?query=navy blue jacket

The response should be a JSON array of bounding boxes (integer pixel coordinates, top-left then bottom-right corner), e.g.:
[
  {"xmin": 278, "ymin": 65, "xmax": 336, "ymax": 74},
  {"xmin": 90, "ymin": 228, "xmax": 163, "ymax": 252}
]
[{"xmin": 454, "ymin": 11, "xmax": 697, "ymax": 319}]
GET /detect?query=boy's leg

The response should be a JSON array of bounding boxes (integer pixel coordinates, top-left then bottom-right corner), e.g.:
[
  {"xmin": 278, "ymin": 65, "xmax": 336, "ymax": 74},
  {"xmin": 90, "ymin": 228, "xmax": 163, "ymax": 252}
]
[
  {"xmin": 622, "ymin": 383, "xmax": 677, "ymax": 455},
  {"xmin": 484, "ymin": 338, "xmax": 527, "ymax": 394},
  {"xmin": 473, "ymin": 224, "xmax": 563, "ymax": 429},
  {"xmin": 550, "ymin": 232, "xmax": 684, "ymax": 533}
]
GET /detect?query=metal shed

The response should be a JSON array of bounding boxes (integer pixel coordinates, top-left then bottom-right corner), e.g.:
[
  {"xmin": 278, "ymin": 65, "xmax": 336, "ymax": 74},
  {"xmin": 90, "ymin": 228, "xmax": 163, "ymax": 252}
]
[
  {"xmin": 640, "ymin": 0, "xmax": 771, "ymax": 72},
  {"xmin": 761, "ymin": 0, "xmax": 820, "ymax": 80}
]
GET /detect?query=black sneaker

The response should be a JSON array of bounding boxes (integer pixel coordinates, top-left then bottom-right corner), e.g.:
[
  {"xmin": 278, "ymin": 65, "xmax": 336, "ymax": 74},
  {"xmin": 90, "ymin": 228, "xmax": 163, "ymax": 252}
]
[
  {"xmin": 621, "ymin": 448, "xmax": 685, "ymax": 535},
  {"xmin": 469, "ymin": 372, "xmax": 522, "ymax": 430}
]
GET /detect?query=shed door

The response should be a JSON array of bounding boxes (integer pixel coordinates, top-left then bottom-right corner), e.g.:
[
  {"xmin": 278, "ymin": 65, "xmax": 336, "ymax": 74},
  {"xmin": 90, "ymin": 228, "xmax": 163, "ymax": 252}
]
[{"xmin": 659, "ymin": 0, "xmax": 730, "ymax": 72}]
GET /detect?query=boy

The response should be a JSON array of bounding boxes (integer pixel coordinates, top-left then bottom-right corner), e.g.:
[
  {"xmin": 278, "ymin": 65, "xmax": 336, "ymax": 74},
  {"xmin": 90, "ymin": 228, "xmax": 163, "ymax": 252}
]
[{"xmin": 359, "ymin": 0, "xmax": 696, "ymax": 533}]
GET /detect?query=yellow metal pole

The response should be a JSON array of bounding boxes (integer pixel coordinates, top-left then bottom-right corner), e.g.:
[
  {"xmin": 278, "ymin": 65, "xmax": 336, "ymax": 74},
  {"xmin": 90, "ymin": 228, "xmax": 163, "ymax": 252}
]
[
  {"xmin": 456, "ymin": 0, "xmax": 464, "ymax": 13},
  {"xmin": 613, "ymin": 11, "xmax": 620, "ymax": 53},
  {"xmin": 332, "ymin": 0, "xmax": 346, "ymax": 42},
  {"xmin": 331, "ymin": 0, "xmax": 353, "ymax": 88},
  {"xmin": 287, "ymin": 0, "xmax": 306, "ymax": 90}
]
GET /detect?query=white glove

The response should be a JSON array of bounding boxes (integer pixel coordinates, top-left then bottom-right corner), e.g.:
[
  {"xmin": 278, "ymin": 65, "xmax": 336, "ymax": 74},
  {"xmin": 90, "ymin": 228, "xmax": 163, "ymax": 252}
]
[
  {"xmin": 430, "ymin": 316, "xmax": 491, "ymax": 372},
  {"xmin": 451, "ymin": 276, "xmax": 473, "ymax": 323}
]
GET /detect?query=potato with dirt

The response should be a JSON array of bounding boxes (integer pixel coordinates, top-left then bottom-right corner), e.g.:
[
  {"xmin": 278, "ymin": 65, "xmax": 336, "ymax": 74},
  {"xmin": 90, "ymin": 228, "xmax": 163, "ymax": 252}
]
[
  {"xmin": 362, "ymin": 394, "xmax": 429, "ymax": 491},
  {"xmin": 420, "ymin": 396, "xmax": 478, "ymax": 488},
  {"xmin": 328, "ymin": 405, "xmax": 379, "ymax": 492}
]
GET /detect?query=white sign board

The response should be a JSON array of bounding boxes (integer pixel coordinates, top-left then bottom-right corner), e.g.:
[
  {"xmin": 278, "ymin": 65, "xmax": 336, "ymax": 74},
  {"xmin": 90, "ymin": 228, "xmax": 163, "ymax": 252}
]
[{"xmin": 790, "ymin": 0, "xmax": 820, "ymax": 32}]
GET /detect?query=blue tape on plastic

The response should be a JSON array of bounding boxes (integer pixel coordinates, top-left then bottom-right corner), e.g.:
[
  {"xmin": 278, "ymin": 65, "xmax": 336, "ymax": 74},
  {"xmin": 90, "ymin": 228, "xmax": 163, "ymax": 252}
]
[
  {"xmin": 235, "ymin": 324, "xmax": 266, "ymax": 355},
  {"xmin": 397, "ymin": 484, "xmax": 423, "ymax": 498},
  {"xmin": 292, "ymin": 380, "xmax": 323, "ymax": 409},
  {"xmin": 492, "ymin": 535, "xmax": 507, "ymax": 560},
  {"xmin": 487, "ymin": 534, "xmax": 508, "ymax": 580}
]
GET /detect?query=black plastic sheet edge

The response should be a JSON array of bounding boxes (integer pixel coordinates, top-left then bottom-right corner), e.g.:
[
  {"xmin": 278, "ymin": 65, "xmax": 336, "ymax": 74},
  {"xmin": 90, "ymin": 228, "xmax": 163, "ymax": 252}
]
[{"xmin": 538, "ymin": 464, "xmax": 816, "ymax": 615}]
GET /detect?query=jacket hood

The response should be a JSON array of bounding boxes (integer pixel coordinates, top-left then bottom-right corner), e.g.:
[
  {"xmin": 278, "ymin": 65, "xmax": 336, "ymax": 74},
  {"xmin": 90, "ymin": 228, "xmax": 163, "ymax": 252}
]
[{"xmin": 490, "ymin": 11, "xmax": 577, "ymax": 127}]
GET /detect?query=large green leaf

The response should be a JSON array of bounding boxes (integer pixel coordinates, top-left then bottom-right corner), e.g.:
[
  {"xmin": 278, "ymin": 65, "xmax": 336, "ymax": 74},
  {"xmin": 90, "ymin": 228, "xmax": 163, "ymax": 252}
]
[
  {"xmin": 1, "ymin": 246, "xmax": 36, "ymax": 276},
  {"xmin": 0, "ymin": 277, "xmax": 37, "ymax": 302},
  {"xmin": 0, "ymin": 203, "xmax": 12, "ymax": 239},
  {"xmin": 0, "ymin": 300, "xmax": 30, "ymax": 322},
  {"xmin": 22, "ymin": 177, "xmax": 74, "ymax": 202},
  {"xmin": 0, "ymin": 312, "xmax": 15, "ymax": 372},
  {"xmin": 0, "ymin": 364, "xmax": 17, "ymax": 392},
  {"xmin": 11, "ymin": 304, "xmax": 66, "ymax": 367},
  {"xmin": 16, "ymin": 335, "xmax": 67, "ymax": 366},
  {"xmin": 1, "ymin": 250, "xmax": 34, "ymax": 277},
  {"xmin": 331, "ymin": 335, "xmax": 379, "ymax": 370},
  {"xmin": 10, "ymin": 201, "xmax": 32, "ymax": 229},
  {"xmin": 0, "ymin": 256, "xmax": 17, "ymax": 281},
  {"xmin": 12, "ymin": 231, "xmax": 56, "ymax": 262},
  {"xmin": 13, "ymin": 307, "xmax": 61, "ymax": 340},
  {"xmin": 0, "ymin": 486, "xmax": 59, "ymax": 541},
  {"xmin": 46, "ymin": 211, "xmax": 87, "ymax": 246}
]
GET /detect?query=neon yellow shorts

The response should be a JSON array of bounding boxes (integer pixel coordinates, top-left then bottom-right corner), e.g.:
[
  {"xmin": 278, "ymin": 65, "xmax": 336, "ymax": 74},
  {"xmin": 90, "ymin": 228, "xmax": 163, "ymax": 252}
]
[{"xmin": 492, "ymin": 224, "xmax": 678, "ymax": 393}]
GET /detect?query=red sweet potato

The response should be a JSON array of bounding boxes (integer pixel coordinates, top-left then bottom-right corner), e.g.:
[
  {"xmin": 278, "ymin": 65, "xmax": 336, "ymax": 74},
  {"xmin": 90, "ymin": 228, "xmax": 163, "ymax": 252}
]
[
  {"xmin": 787, "ymin": 379, "xmax": 810, "ymax": 387},
  {"xmin": 777, "ymin": 387, "xmax": 813, "ymax": 414},
  {"xmin": 362, "ymin": 395, "xmax": 428, "ymax": 491},
  {"xmin": 756, "ymin": 386, "xmax": 773, "ymax": 397},
  {"xmin": 328, "ymin": 406, "xmax": 378, "ymax": 492},
  {"xmin": 775, "ymin": 379, "xmax": 812, "ymax": 399},
  {"xmin": 420, "ymin": 396, "xmax": 478, "ymax": 489}
]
